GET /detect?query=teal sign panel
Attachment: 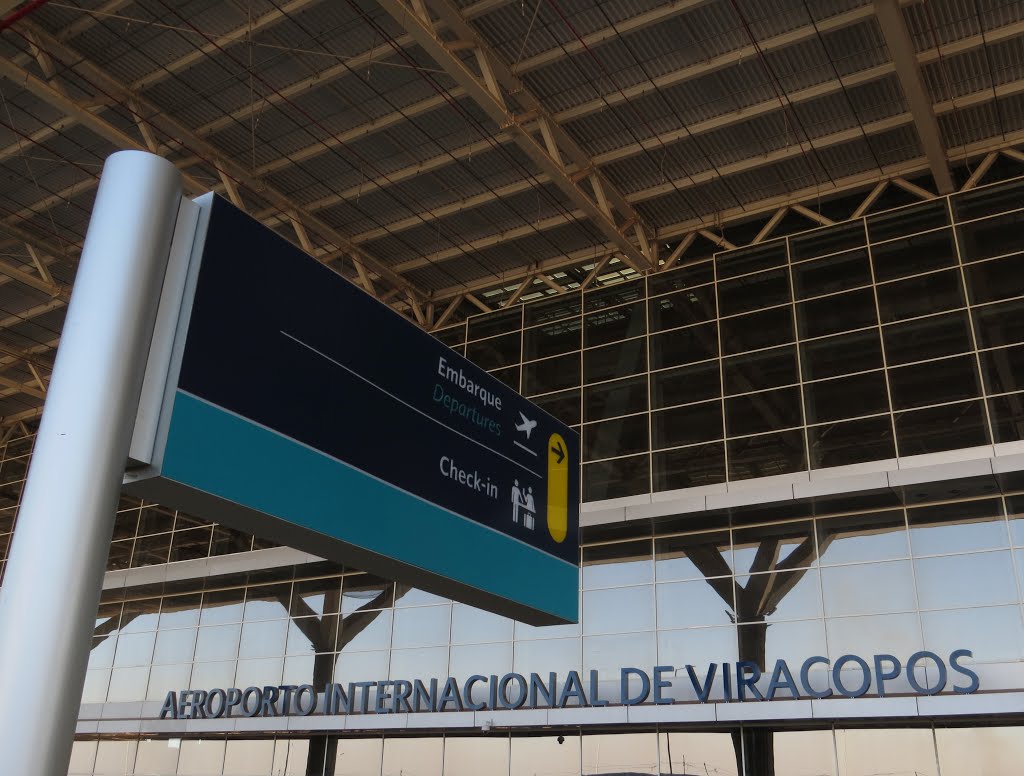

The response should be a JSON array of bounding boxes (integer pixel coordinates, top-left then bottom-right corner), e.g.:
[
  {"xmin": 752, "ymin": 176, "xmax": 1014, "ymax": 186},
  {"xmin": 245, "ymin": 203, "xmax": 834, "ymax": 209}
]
[{"xmin": 127, "ymin": 196, "xmax": 580, "ymax": 624}]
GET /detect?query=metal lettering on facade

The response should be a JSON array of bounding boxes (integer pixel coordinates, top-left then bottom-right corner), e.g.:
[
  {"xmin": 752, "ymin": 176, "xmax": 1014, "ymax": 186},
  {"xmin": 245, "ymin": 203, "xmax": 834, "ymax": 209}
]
[{"xmin": 159, "ymin": 650, "xmax": 980, "ymax": 719}]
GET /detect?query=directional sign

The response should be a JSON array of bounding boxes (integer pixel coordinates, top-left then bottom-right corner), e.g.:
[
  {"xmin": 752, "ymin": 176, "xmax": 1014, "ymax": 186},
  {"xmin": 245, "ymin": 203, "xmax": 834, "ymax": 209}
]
[{"xmin": 126, "ymin": 194, "xmax": 580, "ymax": 624}]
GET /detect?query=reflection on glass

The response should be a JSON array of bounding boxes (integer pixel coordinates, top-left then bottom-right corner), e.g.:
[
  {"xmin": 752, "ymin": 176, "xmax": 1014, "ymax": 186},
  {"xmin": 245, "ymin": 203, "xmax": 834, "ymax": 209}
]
[
  {"xmin": 656, "ymin": 531, "xmax": 732, "ymax": 581},
  {"xmin": 774, "ymin": 733, "xmax": 831, "ymax": 773},
  {"xmin": 582, "ymin": 539, "xmax": 653, "ymax": 589},
  {"xmin": 448, "ymin": 642, "xmax": 512, "ymax": 684},
  {"xmin": 450, "ymin": 604, "xmax": 513, "ymax": 644},
  {"xmin": 826, "ymin": 612, "xmax": 923, "ymax": 661},
  {"xmin": 176, "ymin": 738, "xmax": 227, "ymax": 776},
  {"xmin": 816, "ymin": 511, "xmax": 908, "ymax": 565},
  {"xmin": 936, "ymin": 726, "xmax": 1024, "ymax": 775},
  {"xmin": 583, "ymin": 586, "xmax": 654, "ymax": 634},
  {"xmin": 921, "ymin": 605, "xmax": 1024, "ymax": 663},
  {"xmin": 333, "ymin": 737, "xmax": 384, "ymax": 776},
  {"xmin": 391, "ymin": 605, "xmax": 451, "ymax": 648},
  {"xmin": 834, "ymin": 728, "xmax": 937, "ymax": 776},
  {"xmin": 381, "ymin": 737, "xmax": 443, "ymax": 776},
  {"xmin": 660, "ymin": 732, "xmax": 740, "ymax": 776},
  {"xmin": 657, "ymin": 579, "xmax": 735, "ymax": 629},
  {"xmin": 914, "ymin": 551, "xmax": 1017, "ymax": 609},
  {"xmin": 908, "ymin": 498, "xmax": 1007, "ymax": 555},
  {"xmin": 652, "ymin": 438, "xmax": 724, "ymax": 488},
  {"xmin": 443, "ymin": 736, "xmax": 510, "ymax": 776},
  {"xmin": 513, "ymin": 636, "xmax": 581, "ymax": 678},
  {"xmin": 821, "ymin": 561, "xmax": 916, "ymax": 617},
  {"xmin": 583, "ymin": 732, "xmax": 659, "ymax": 775},
  {"xmin": 511, "ymin": 734, "xmax": 581, "ymax": 776},
  {"xmin": 92, "ymin": 741, "xmax": 138, "ymax": 776},
  {"xmin": 223, "ymin": 738, "xmax": 274, "ymax": 775},
  {"xmin": 734, "ymin": 570, "xmax": 822, "ymax": 623},
  {"xmin": 194, "ymin": 624, "xmax": 241, "ymax": 663}
]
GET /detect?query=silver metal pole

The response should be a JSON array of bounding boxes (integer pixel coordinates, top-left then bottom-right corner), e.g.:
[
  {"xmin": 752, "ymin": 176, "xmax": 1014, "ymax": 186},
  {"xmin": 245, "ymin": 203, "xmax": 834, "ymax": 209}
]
[{"xmin": 0, "ymin": 151, "xmax": 182, "ymax": 775}]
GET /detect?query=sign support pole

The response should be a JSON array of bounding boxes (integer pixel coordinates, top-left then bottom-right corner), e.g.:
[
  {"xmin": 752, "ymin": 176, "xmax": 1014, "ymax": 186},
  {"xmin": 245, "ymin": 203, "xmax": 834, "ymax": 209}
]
[{"xmin": 0, "ymin": 151, "xmax": 183, "ymax": 775}]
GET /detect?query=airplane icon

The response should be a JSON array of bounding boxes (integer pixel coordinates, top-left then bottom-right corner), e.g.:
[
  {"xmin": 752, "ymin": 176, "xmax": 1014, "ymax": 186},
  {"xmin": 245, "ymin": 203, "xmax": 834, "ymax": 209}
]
[{"xmin": 515, "ymin": 412, "xmax": 537, "ymax": 439}]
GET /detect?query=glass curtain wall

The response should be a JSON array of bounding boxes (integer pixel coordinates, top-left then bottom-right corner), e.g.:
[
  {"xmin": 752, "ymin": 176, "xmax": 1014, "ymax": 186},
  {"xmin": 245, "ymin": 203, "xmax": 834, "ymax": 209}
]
[{"xmin": 435, "ymin": 177, "xmax": 1024, "ymax": 501}]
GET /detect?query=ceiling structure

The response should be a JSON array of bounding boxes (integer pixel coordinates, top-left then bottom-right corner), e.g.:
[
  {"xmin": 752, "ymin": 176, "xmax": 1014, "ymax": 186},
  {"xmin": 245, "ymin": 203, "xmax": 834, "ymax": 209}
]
[{"xmin": 0, "ymin": 0, "xmax": 1022, "ymax": 428}]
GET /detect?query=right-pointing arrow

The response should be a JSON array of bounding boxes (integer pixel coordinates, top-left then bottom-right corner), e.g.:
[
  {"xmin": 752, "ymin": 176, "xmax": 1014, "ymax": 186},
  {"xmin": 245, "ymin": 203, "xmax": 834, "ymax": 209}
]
[{"xmin": 551, "ymin": 441, "xmax": 565, "ymax": 464}]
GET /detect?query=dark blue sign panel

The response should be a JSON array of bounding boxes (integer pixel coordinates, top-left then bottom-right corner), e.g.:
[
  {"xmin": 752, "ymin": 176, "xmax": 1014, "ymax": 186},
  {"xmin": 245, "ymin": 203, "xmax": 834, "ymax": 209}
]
[{"xmin": 128, "ymin": 196, "xmax": 580, "ymax": 624}]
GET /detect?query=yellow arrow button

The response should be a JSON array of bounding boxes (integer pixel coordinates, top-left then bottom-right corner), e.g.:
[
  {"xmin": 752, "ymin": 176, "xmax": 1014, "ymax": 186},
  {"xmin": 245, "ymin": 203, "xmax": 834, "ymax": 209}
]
[{"xmin": 547, "ymin": 433, "xmax": 569, "ymax": 543}]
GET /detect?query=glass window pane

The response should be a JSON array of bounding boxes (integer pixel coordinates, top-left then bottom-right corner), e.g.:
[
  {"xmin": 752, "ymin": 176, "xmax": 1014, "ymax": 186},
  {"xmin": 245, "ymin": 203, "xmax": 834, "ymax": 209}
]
[
  {"xmin": 93, "ymin": 741, "xmax": 139, "ymax": 776},
  {"xmin": 735, "ymin": 569, "xmax": 821, "ymax": 622},
  {"xmin": 953, "ymin": 178, "xmax": 1024, "ymax": 220},
  {"xmin": 333, "ymin": 738, "xmax": 384, "ymax": 776},
  {"xmin": 177, "ymin": 739, "xmax": 227, "ymax": 776},
  {"xmin": 450, "ymin": 604, "xmax": 513, "ymax": 644},
  {"xmin": 717, "ymin": 241, "xmax": 787, "ymax": 279},
  {"xmin": 466, "ymin": 332, "xmax": 520, "ymax": 371},
  {"xmin": 726, "ymin": 387, "xmax": 802, "ymax": 436},
  {"xmin": 965, "ymin": 254, "xmax": 1024, "ymax": 305},
  {"xmin": 908, "ymin": 498, "xmax": 1007, "ymax": 555},
  {"xmin": 659, "ymin": 732, "xmax": 741, "ymax": 776},
  {"xmin": 443, "ymin": 737, "xmax": 509, "ymax": 776},
  {"xmin": 989, "ymin": 392, "xmax": 1024, "ymax": 443},
  {"xmin": 797, "ymin": 287, "xmax": 876, "ymax": 339},
  {"xmin": 868, "ymin": 199, "xmax": 950, "ymax": 241},
  {"xmin": 804, "ymin": 371, "xmax": 888, "ymax": 424},
  {"xmin": 727, "ymin": 430, "xmax": 806, "ymax": 481},
  {"xmin": 957, "ymin": 208, "xmax": 1024, "ymax": 260},
  {"xmin": 974, "ymin": 297, "xmax": 1024, "ymax": 348},
  {"xmin": 650, "ymin": 323, "xmax": 717, "ymax": 370},
  {"xmin": 651, "ymin": 361, "xmax": 721, "ymax": 409},
  {"xmin": 584, "ymin": 338, "xmax": 647, "ymax": 383},
  {"xmin": 772, "ymin": 730, "xmax": 837, "ymax": 776},
  {"xmin": 194, "ymin": 624, "xmax": 241, "ymax": 662},
  {"xmin": 882, "ymin": 310, "xmax": 973, "ymax": 365},
  {"xmin": 791, "ymin": 221, "xmax": 866, "ymax": 261},
  {"xmin": 922, "ymin": 605, "xmax": 1024, "ymax": 665},
  {"xmin": 489, "ymin": 365, "xmax": 519, "ymax": 391},
  {"xmin": 584, "ymin": 375, "xmax": 648, "ymax": 422},
  {"xmin": 583, "ymin": 454, "xmax": 649, "ymax": 501},
  {"xmin": 895, "ymin": 399, "xmax": 989, "ymax": 456},
  {"xmin": 877, "ymin": 269, "xmax": 964, "ymax": 323},
  {"xmin": 434, "ymin": 324, "xmax": 465, "ymax": 348},
  {"xmin": 583, "ymin": 539, "xmax": 652, "ymax": 588},
  {"xmin": 585, "ymin": 301, "xmax": 646, "ymax": 347},
  {"xmin": 887, "ymin": 354, "xmax": 981, "ymax": 410},
  {"xmin": 511, "ymin": 735, "xmax": 581, "ymax": 776},
  {"xmin": 656, "ymin": 530, "xmax": 732, "ymax": 581},
  {"xmin": 814, "ymin": 410, "xmax": 889, "ymax": 465},
  {"xmin": 801, "ymin": 329, "xmax": 883, "ymax": 381},
  {"xmin": 648, "ymin": 284, "xmax": 716, "ymax": 331},
  {"xmin": 721, "ymin": 306, "xmax": 794, "ymax": 355},
  {"xmin": 821, "ymin": 560, "xmax": 916, "ymax": 616},
  {"xmin": 524, "ymin": 319, "xmax": 581, "ymax": 360},
  {"xmin": 652, "ymin": 400, "xmax": 722, "ymax": 449},
  {"xmin": 816, "ymin": 510, "xmax": 908, "ymax": 565},
  {"xmin": 658, "ymin": 578, "xmax": 735, "ymax": 628},
  {"xmin": 871, "ymin": 228, "xmax": 956, "ymax": 282},
  {"xmin": 468, "ymin": 308, "xmax": 520, "ymax": 340},
  {"xmin": 936, "ymin": 727, "xmax": 1024, "ymax": 776},
  {"xmin": 652, "ymin": 443, "xmax": 726, "ymax": 491},
  {"xmin": 835, "ymin": 729, "xmax": 937, "ymax": 776},
  {"xmin": 583, "ymin": 733, "xmax": 659, "ymax": 775},
  {"xmin": 513, "ymin": 636, "xmax": 581, "ymax": 676},
  {"xmin": 224, "ymin": 739, "xmax": 275, "ymax": 775},
  {"xmin": 381, "ymin": 738, "xmax": 442, "ymax": 776},
  {"xmin": 723, "ymin": 346, "xmax": 798, "ymax": 395},
  {"xmin": 718, "ymin": 267, "xmax": 791, "ymax": 316},
  {"xmin": 586, "ymin": 279, "xmax": 645, "ymax": 312},
  {"xmin": 523, "ymin": 353, "xmax": 580, "ymax": 396},
  {"xmin": 733, "ymin": 520, "xmax": 815, "ymax": 573},
  {"xmin": 391, "ymin": 605, "xmax": 451, "ymax": 648},
  {"xmin": 583, "ymin": 414, "xmax": 649, "ymax": 460},
  {"xmin": 524, "ymin": 293, "xmax": 582, "ymax": 326},
  {"xmin": 915, "ymin": 551, "xmax": 1017, "ymax": 608},
  {"xmin": 532, "ymin": 388, "xmax": 581, "ymax": 426},
  {"xmin": 793, "ymin": 249, "xmax": 871, "ymax": 299},
  {"xmin": 980, "ymin": 344, "xmax": 1024, "ymax": 395},
  {"xmin": 826, "ymin": 613, "xmax": 923, "ymax": 665},
  {"xmin": 583, "ymin": 585, "xmax": 654, "ymax": 634},
  {"xmin": 649, "ymin": 260, "xmax": 714, "ymax": 295}
]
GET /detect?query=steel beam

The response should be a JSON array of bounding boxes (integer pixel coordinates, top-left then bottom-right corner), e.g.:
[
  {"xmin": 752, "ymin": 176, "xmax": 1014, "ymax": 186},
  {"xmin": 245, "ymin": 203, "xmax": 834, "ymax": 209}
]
[
  {"xmin": 2, "ymin": 25, "xmax": 425, "ymax": 303},
  {"xmin": 374, "ymin": 0, "xmax": 653, "ymax": 270},
  {"xmin": 874, "ymin": 0, "xmax": 954, "ymax": 193}
]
